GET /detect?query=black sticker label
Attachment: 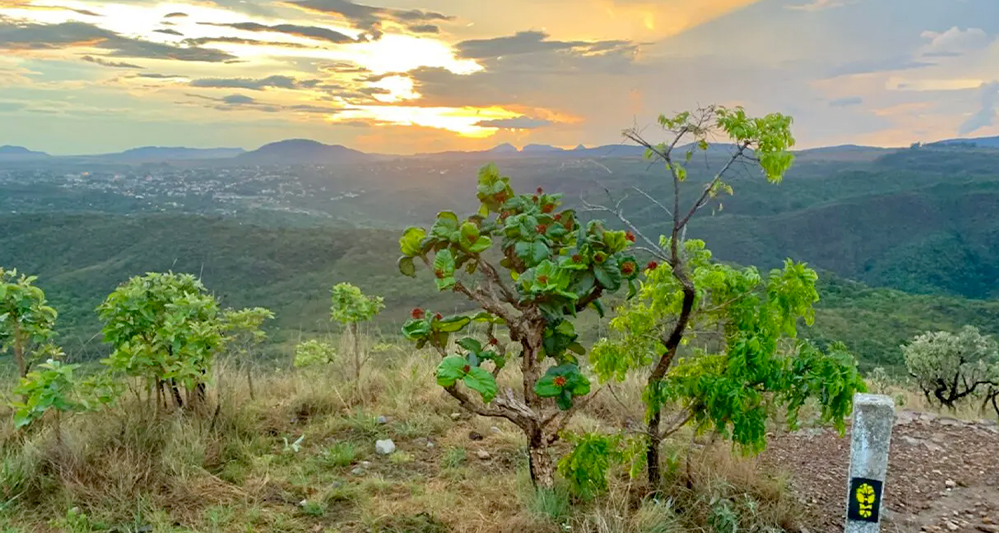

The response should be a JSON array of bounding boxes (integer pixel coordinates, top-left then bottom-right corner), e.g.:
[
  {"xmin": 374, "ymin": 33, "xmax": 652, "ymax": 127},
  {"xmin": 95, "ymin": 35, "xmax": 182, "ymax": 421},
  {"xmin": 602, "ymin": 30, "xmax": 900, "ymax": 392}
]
[{"xmin": 847, "ymin": 477, "xmax": 882, "ymax": 523}]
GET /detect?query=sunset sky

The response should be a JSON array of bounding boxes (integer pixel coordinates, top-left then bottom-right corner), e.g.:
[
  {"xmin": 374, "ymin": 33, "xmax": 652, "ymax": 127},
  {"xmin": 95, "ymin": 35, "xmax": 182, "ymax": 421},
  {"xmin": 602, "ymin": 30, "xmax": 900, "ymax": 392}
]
[{"xmin": 0, "ymin": 0, "xmax": 996, "ymax": 154}]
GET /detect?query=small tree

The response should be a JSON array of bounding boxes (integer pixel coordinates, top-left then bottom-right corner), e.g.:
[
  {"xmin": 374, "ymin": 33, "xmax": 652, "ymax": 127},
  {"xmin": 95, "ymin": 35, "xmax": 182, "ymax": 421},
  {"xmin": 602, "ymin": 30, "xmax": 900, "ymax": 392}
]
[
  {"xmin": 97, "ymin": 272, "xmax": 223, "ymax": 412},
  {"xmin": 330, "ymin": 283, "xmax": 384, "ymax": 380},
  {"xmin": 583, "ymin": 106, "xmax": 862, "ymax": 487},
  {"xmin": 903, "ymin": 326, "xmax": 998, "ymax": 412},
  {"xmin": 592, "ymin": 240, "xmax": 866, "ymax": 486},
  {"xmin": 221, "ymin": 307, "xmax": 274, "ymax": 400},
  {"xmin": 9, "ymin": 357, "xmax": 116, "ymax": 446},
  {"xmin": 0, "ymin": 268, "xmax": 58, "ymax": 378},
  {"xmin": 397, "ymin": 164, "xmax": 636, "ymax": 489},
  {"xmin": 293, "ymin": 339, "xmax": 337, "ymax": 368}
]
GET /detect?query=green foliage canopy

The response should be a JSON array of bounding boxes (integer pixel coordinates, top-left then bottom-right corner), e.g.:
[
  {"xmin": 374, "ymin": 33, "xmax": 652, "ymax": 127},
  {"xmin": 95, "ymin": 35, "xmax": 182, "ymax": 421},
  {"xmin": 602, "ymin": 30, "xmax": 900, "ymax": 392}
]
[
  {"xmin": 97, "ymin": 272, "xmax": 223, "ymax": 396},
  {"xmin": 330, "ymin": 283, "xmax": 384, "ymax": 325},
  {"xmin": 591, "ymin": 240, "xmax": 866, "ymax": 453},
  {"xmin": 0, "ymin": 267, "xmax": 58, "ymax": 377},
  {"xmin": 902, "ymin": 326, "xmax": 998, "ymax": 410}
]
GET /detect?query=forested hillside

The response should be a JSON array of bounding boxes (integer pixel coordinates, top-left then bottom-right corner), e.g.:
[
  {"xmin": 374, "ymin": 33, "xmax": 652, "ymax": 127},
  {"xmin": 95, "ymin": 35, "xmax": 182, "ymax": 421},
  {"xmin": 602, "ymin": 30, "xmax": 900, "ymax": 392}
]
[{"xmin": 1, "ymin": 211, "xmax": 994, "ymax": 369}]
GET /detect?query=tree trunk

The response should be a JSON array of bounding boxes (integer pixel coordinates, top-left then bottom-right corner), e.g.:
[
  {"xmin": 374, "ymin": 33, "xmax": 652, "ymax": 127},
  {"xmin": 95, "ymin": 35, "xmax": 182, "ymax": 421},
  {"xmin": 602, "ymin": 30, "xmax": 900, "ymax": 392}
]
[
  {"xmin": 351, "ymin": 322, "xmax": 361, "ymax": 380},
  {"xmin": 13, "ymin": 326, "xmax": 27, "ymax": 378},
  {"xmin": 170, "ymin": 380, "xmax": 184, "ymax": 409},
  {"xmin": 54, "ymin": 410, "xmax": 63, "ymax": 448},
  {"xmin": 246, "ymin": 365, "xmax": 256, "ymax": 401},
  {"xmin": 646, "ymin": 410, "xmax": 662, "ymax": 488},
  {"xmin": 527, "ymin": 428, "xmax": 555, "ymax": 489}
]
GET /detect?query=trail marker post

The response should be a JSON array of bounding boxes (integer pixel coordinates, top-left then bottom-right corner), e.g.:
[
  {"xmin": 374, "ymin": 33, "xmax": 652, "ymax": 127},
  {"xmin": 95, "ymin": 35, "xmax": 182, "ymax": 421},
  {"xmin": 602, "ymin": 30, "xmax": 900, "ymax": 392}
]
[{"xmin": 845, "ymin": 393, "xmax": 895, "ymax": 532}]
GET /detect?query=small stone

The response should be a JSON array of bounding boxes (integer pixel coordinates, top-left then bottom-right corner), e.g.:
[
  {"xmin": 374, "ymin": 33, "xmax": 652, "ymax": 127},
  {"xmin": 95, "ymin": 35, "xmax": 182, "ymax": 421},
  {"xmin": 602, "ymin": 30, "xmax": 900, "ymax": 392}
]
[
  {"xmin": 946, "ymin": 479, "xmax": 957, "ymax": 489},
  {"xmin": 426, "ymin": 441, "xmax": 435, "ymax": 448},
  {"xmin": 330, "ymin": 480, "xmax": 344, "ymax": 489},
  {"xmin": 376, "ymin": 415, "xmax": 388, "ymax": 424},
  {"xmin": 298, "ymin": 499, "xmax": 308, "ymax": 508},
  {"xmin": 361, "ymin": 461, "xmax": 371, "ymax": 467},
  {"xmin": 476, "ymin": 449, "xmax": 491, "ymax": 460},
  {"xmin": 351, "ymin": 467, "xmax": 365, "ymax": 476},
  {"xmin": 375, "ymin": 439, "xmax": 396, "ymax": 455},
  {"xmin": 490, "ymin": 426, "xmax": 501, "ymax": 434},
  {"xmin": 450, "ymin": 412, "xmax": 462, "ymax": 420},
  {"xmin": 468, "ymin": 431, "xmax": 484, "ymax": 441},
  {"xmin": 945, "ymin": 521, "xmax": 959, "ymax": 532}
]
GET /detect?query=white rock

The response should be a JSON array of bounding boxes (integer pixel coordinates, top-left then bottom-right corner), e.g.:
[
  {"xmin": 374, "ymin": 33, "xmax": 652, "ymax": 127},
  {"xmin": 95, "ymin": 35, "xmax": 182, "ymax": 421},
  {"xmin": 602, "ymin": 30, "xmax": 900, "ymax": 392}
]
[
  {"xmin": 490, "ymin": 426, "xmax": 501, "ymax": 433},
  {"xmin": 361, "ymin": 461, "xmax": 372, "ymax": 467},
  {"xmin": 476, "ymin": 449, "xmax": 491, "ymax": 460},
  {"xmin": 375, "ymin": 439, "xmax": 396, "ymax": 455},
  {"xmin": 945, "ymin": 479, "xmax": 957, "ymax": 489},
  {"xmin": 376, "ymin": 415, "xmax": 388, "ymax": 424},
  {"xmin": 450, "ymin": 412, "xmax": 462, "ymax": 420}
]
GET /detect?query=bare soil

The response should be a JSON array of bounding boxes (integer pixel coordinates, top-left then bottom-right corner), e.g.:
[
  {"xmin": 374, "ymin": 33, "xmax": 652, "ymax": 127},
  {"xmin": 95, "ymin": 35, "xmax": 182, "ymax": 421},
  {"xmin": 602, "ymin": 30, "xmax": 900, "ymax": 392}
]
[{"xmin": 758, "ymin": 410, "xmax": 999, "ymax": 533}]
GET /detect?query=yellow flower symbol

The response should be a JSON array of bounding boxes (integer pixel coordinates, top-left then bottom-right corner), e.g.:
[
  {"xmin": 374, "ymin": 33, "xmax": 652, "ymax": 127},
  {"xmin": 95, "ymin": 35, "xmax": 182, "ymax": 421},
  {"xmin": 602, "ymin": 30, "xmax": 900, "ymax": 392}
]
[{"xmin": 855, "ymin": 482, "xmax": 876, "ymax": 518}]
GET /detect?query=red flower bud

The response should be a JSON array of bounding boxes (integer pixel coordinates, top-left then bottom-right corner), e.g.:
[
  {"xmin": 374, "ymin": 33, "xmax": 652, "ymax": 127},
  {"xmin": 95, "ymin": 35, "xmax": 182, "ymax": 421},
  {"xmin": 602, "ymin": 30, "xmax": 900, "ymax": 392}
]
[
  {"xmin": 553, "ymin": 213, "xmax": 562, "ymax": 221},
  {"xmin": 621, "ymin": 261, "xmax": 635, "ymax": 275},
  {"xmin": 467, "ymin": 233, "xmax": 477, "ymax": 243},
  {"xmin": 488, "ymin": 338, "xmax": 498, "ymax": 346},
  {"xmin": 411, "ymin": 308, "xmax": 425, "ymax": 319},
  {"xmin": 535, "ymin": 224, "xmax": 548, "ymax": 234},
  {"xmin": 625, "ymin": 231, "xmax": 636, "ymax": 243},
  {"xmin": 571, "ymin": 254, "xmax": 582, "ymax": 263},
  {"xmin": 646, "ymin": 261, "xmax": 658, "ymax": 271},
  {"xmin": 434, "ymin": 313, "xmax": 443, "ymax": 320},
  {"xmin": 532, "ymin": 195, "xmax": 539, "ymax": 203},
  {"xmin": 462, "ymin": 364, "xmax": 471, "ymax": 373},
  {"xmin": 536, "ymin": 187, "xmax": 544, "ymax": 195},
  {"xmin": 541, "ymin": 204, "xmax": 554, "ymax": 214},
  {"xmin": 554, "ymin": 376, "xmax": 567, "ymax": 387},
  {"xmin": 537, "ymin": 275, "xmax": 548, "ymax": 285},
  {"xmin": 434, "ymin": 271, "xmax": 444, "ymax": 279},
  {"xmin": 492, "ymin": 192, "xmax": 507, "ymax": 203}
]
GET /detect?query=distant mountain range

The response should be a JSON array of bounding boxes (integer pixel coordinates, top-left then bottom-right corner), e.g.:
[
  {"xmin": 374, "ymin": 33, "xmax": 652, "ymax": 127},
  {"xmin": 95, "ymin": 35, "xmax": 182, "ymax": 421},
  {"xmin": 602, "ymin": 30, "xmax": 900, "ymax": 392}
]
[{"xmin": 1, "ymin": 136, "xmax": 995, "ymax": 165}]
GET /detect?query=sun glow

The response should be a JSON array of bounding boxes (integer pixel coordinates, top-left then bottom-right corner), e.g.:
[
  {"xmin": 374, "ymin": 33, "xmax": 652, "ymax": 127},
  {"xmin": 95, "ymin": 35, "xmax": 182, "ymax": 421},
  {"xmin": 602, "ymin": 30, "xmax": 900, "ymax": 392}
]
[{"xmin": 331, "ymin": 105, "xmax": 523, "ymax": 137}]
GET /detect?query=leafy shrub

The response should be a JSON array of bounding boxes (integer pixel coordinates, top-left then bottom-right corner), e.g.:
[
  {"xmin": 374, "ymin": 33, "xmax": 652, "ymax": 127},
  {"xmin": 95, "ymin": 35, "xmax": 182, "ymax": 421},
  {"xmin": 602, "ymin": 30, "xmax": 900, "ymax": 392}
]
[
  {"xmin": 0, "ymin": 267, "xmax": 57, "ymax": 378},
  {"xmin": 397, "ymin": 164, "xmax": 635, "ymax": 488},
  {"xmin": 330, "ymin": 282, "xmax": 384, "ymax": 379},
  {"xmin": 293, "ymin": 339, "xmax": 337, "ymax": 368},
  {"xmin": 97, "ymin": 272, "xmax": 223, "ymax": 411}
]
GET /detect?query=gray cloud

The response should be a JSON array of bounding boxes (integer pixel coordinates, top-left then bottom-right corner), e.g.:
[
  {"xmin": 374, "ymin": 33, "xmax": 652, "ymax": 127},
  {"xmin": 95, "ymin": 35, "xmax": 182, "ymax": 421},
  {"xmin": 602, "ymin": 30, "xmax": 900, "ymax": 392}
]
[
  {"xmin": 153, "ymin": 28, "xmax": 183, "ymax": 36},
  {"xmin": 958, "ymin": 81, "xmax": 999, "ymax": 135},
  {"xmin": 407, "ymin": 24, "xmax": 439, "ymax": 34},
  {"xmin": 287, "ymin": 0, "xmax": 452, "ymax": 37},
  {"xmin": 190, "ymin": 75, "xmax": 302, "ymax": 90},
  {"xmin": 201, "ymin": 21, "xmax": 357, "ymax": 44},
  {"xmin": 222, "ymin": 94, "xmax": 255, "ymax": 104},
  {"xmin": 0, "ymin": 21, "xmax": 235, "ymax": 62},
  {"xmin": 826, "ymin": 55, "xmax": 931, "ymax": 77},
  {"xmin": 182, "ymin": 35, "xmax": 310, "ymax": 48},
  {"xmin": 475, "ymin": 117, "xmax": 552, "ymax": 129},
  {"xmin": 829, "ymin": 96, "xmax": 863, "ymax": 107},
  {"xmin": 455, "ymin": 30, "xmax": 634, "ymax": 61},
  {"xmin": 136, "ymin": 73, "xmax": 183, "ymax": 79},
  {"xmin": 163, "ymin": 12, "xmax": 187, "ymax": 18},
  {"xmin": 81, "ymin": 55, "xmax": 143, "ymax": 69}
]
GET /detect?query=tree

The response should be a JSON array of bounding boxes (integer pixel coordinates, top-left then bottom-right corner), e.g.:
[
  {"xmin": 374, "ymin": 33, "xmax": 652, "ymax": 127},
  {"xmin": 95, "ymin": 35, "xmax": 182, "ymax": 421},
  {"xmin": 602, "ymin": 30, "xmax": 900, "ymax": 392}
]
[
  {"xmin": 221, "ymin": 307, "xmax": 274, "ymax": 400},
  {"xmin": 97, "ymin": 272, "xmax": 223, "ymax": 412},
  {"xmin": 330, "ymin": 283, "xmax": 384, "ymax": 380},
  {"xmin": 903, "ymin": 326, "xmax": 998, "ymax": 412},
  {"xmin": 591, "ymin": 240, "xmax": 866, "ymax": 486},
  {"xmin": 0, "ymin": 268, "xmax": 58, "ymax": 378},
  {"xmin": 583, "ymin": 106, "xmax": 859, "ymax": 487},
  {"xmin": 397, "ymin": 164, "xmax": 636, "ymax": 489},
  {"xmin": 9, "ymin": 356, "xmax": 117, "ymax": 446},
  {"xmin": 293, "ymin": 339, "xmax": 337, "ymax": 368}
]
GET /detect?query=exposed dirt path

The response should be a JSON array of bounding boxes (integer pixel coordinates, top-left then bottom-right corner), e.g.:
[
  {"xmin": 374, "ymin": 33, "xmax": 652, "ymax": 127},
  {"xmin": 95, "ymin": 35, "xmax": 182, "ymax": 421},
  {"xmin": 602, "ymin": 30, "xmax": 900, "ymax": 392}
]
[{"xmin": 758, "ymin": 410, "xmax": 999, "ymax": 533}]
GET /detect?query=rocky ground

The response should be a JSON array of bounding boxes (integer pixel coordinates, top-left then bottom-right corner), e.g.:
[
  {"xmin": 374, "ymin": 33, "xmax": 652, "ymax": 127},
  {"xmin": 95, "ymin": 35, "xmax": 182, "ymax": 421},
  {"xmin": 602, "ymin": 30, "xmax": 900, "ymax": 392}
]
[{"xmin": 759, "ymin": 410, "xmax": 999, "ymax": 533}]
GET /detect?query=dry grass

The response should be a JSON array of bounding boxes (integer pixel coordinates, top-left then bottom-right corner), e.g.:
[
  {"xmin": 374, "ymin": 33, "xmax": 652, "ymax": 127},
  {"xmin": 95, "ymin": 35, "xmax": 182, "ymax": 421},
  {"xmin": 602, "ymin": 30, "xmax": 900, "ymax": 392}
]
[{"xmin": 0, "ymin": 346, "xmax": 808, "ymax": 533}]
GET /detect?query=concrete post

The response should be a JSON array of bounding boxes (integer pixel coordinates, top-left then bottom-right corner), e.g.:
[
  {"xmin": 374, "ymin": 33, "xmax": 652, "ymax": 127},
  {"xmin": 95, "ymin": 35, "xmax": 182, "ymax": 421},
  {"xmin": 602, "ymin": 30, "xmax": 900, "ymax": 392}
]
[{"xmin": 845, "ymin": 393, "xmax": 895, "ymax": 532}]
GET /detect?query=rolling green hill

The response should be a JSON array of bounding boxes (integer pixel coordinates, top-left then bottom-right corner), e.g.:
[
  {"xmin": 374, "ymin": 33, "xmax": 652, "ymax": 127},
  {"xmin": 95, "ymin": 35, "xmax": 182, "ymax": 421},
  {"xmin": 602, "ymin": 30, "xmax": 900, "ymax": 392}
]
[{"xmin": 1, "ymin": 213, "xmax": 994, "ymax": 370}]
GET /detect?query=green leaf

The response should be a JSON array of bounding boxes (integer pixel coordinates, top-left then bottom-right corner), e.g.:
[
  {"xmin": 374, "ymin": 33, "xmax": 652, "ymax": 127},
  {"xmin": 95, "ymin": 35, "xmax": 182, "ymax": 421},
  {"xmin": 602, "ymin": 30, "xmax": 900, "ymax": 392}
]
[
  {"xmin": 457, "ymin": 337, "xmax": 483, "ymax": 352},
  {"xmin": 463, "ymin": 367, "xmax": 497, "ymax": 403},
  {"xmin": 468, "ymin": 236, "xmax": 492, "ymax": 254},
  {"xmin": 435, "ymin": 315, "xmax": 471, "ymax": 332},
  {"xmin": 399, "ymin": 227, "xmax": 427, "ymax": 256},
  {"xmin": 402, "ymin": 319, "xmax": 432, "ymax": 340},
  {"xmin": 436, "ymin": 356, "xmax": 469, "ymax": 387},
  {"xmin": 431, "ymin": 212, "xmax": 461, "ymax": 242},
  {"xmin": 593, "ymin": 257, "xmax": 623, "ymax": 290},
  {"xmin": 433, "ymin": 249, "xmax": 456, "ymax": 290},
  {"xmin": 535, "ymin": 375, "xmax": 562, "ymax": 397},
  {"xmin": 556, "ymin": 390, "xmax": 574, "ymax": 410},
  {"xmin": 397, "ymin": 256, "xmax": 416, "ymax": 277}
]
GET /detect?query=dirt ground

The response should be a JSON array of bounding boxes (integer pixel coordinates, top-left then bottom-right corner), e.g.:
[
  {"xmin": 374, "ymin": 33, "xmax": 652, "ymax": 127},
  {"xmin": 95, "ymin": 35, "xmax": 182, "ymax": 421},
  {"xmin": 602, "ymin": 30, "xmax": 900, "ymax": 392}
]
[{"xmin": 758, "ymin": 410, "xmax": 999, "ymax": 533}]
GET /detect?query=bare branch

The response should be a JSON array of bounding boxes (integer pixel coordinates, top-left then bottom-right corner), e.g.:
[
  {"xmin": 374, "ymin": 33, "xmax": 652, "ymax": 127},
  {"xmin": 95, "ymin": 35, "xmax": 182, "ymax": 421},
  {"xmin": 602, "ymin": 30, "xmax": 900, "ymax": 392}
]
[
  {"xmin": 543, "ymin": 385, "xmax": 607, "ymax": 443},
  {"xmin": 631, "ymin": 186, "xmax": 672, "ymax": 218},
  {"xmin": 677, "ymin": 142, "xmax": 750, "ymax": 229},
  {"xmin": 580, "ymin": 193, "xmax": 669, "ymax": 261}
]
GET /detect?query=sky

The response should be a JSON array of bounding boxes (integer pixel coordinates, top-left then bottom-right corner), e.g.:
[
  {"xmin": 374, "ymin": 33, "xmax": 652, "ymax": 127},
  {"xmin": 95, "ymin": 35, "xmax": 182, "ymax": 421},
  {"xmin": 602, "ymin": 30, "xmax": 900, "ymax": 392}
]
[{"xmin": 0, "ymin": 0, "xmax": 997, "ymax": 154}]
